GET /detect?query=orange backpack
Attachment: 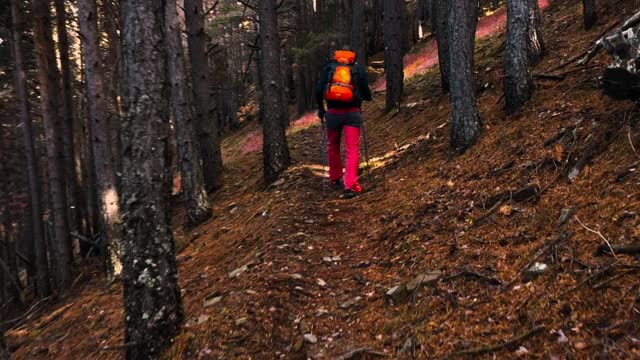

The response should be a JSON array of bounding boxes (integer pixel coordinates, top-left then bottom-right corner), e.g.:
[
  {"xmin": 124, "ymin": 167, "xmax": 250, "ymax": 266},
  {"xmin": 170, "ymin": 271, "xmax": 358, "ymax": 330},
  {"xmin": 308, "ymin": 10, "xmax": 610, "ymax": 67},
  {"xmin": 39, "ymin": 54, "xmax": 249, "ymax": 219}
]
[{"xmin": 325, "ymin": 50, "xmax": 357, "ymax": 103}]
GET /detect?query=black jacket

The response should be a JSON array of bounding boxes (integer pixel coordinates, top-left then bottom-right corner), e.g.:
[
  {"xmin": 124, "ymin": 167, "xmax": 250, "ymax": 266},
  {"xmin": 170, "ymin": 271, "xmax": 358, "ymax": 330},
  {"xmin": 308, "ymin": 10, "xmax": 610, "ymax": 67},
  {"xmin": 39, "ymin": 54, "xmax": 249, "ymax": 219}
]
[{"xmin": 316, "ymin": 62, "xmax": 373, "ymax": 110}]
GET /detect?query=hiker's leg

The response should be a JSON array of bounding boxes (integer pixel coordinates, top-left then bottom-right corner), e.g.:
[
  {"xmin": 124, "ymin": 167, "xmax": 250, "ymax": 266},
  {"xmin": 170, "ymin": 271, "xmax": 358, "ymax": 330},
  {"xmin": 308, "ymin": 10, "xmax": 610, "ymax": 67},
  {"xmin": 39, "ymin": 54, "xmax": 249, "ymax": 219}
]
[
  {"xmin": 326, "ymin": 126, "xmax": 343, "ymax": 182},
  {"xmin": 343, "ymin": 125, "xmax": 361, "ymax": 191}
]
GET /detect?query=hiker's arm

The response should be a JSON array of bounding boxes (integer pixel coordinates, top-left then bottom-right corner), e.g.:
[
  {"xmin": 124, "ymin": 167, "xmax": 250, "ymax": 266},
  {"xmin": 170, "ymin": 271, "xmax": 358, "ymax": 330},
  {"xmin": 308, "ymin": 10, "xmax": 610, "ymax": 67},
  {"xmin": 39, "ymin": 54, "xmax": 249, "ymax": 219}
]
[
  {"xmin": 359, "ymin": 66, "xmax": 373, "ymax": 102},
  {"xmin": 315, "ymin": 66, "xmax": 329, "ymax": 111}
]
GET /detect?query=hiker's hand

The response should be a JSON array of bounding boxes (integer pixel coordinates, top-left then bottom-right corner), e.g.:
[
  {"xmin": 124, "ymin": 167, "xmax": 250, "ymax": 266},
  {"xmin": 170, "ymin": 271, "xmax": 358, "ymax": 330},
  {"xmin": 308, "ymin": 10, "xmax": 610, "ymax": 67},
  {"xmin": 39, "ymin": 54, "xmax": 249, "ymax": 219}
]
[{"xmin": 317, "ymin": 109, "xmax": 326, "ymax": 121}]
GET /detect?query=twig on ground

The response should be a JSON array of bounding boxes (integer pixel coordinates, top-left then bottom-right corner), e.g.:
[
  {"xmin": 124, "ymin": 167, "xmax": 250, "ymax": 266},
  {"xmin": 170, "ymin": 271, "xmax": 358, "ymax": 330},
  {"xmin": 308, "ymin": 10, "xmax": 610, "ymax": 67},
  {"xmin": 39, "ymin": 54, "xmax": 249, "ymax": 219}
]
[
  {"xmin": 446, "ymin": 325, "xmax": 546, "ymax": 358},
  {"xmin": 628, "ymin": 124, "xmax": 640, "ymax": 160},
  {"xmin": 1, "ymin": 296, "xmax": 52, "ymax": 328},
  {"xmin": 336, "ymin": 347, "xmax": 389, "ymax": 359},
  {"xmin": 560, "ymin": 263, "xmax": 617, "ymax": 297},
  {"xmin": 575, "ymin": 216, "xmax": 617, "ymax": 259}
]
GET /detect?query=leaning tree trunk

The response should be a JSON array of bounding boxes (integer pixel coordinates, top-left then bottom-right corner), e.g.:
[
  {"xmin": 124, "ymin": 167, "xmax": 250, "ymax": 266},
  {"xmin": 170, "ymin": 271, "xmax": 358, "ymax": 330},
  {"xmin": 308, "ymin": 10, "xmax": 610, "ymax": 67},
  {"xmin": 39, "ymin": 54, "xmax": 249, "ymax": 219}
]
[
  {"xmin": 31, "ymin": 0, "xmax": 73, "ymax": 291},
  {"xmin": 165, "ymin": 0, "xmax": 212, "ymax": 227},
  {"xmin": 435, "ymin": 0, "xmax": 451, "ymax": 92},
  {"xmin": 505, "ymin": 0, "xmax": 533, "ymax": 114},
  {"xmin": 259, "ymin": 0, "xmax": 291, "ymax": 183},
  {"xmin": 121, "ymin": 0, "xmax": 184, "ymax": 357},
  {"xmin": 11, "ymin": 0, "xmax": 50, "ymax": 298},
  {"xmin": 384, "ymin": 0, "xmax": 404, "ymax": 111},
  {"xmin": 449, "ymin": 0, "xmax": 481, "ymax": 153},
  {"xmin": 54, "ymin": 0, "xmax": 82, "ymax": 234},
  {"xmin": 184, "ymin": 0, "xmax": 224, "ymax": 192},
  {"xmin": 78, "ymin": 0, "xmax": 123, "ymax": 277},
  {"xmin": 583, "ymin": 0, "xmax": 597, "ymax": 29},
  {"xmin": 527, "ymin": 0, "xmax": 545, "ymax": 65},
  {"xmin": 351, "ymin": 0, "xmax": 367, "ymax": 65}
]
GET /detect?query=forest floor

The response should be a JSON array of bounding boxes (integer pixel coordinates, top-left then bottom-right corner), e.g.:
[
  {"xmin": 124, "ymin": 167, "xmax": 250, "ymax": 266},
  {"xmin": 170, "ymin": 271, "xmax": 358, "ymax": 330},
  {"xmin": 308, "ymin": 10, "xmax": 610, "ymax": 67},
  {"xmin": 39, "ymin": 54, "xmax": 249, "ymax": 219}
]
[{"xmin": 6, "ymin": 0, "xmax": 640, "ymax": 358}]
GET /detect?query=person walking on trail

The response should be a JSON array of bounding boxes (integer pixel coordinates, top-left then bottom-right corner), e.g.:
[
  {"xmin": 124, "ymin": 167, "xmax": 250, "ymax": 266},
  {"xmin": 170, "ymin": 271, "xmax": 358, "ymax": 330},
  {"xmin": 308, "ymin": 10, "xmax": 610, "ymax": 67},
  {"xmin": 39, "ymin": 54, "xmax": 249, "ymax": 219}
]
[{"xmin": 316, "ymin": 48, "xmax": 373, "ymax": 198}]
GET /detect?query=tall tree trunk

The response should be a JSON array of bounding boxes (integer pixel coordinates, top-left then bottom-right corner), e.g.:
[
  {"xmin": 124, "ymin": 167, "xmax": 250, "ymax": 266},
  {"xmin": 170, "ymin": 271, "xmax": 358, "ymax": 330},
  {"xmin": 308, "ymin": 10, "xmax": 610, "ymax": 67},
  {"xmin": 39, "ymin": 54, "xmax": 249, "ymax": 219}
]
[
  {"xmin": 435, "ymin": 0, "xmax": 451, "ymax": 92},
  {"xmin": 78, "ymin": 0, "xmax": 124, "ymax": 277},
  {"xmin": 369, "ymin": 0, "xmax": 383, "ymax": 55},
  {"xmin": 11, "ymin": 0, "xmax": 50, "ymax": 298},
  {"xmin": 165, "ymin": 0, "xmax": 212, "ymax": 227},
  {"xmin": 505, "ymin": 0, "xmax": 533, "ymax": 114},
  {"xmin": 583, "ymin": 0, "xmax": 597, "ymax": 29},
  {"xmin": 54, "ymin": 0, "xmax": 82, "ymax": 235},
  {"xmin": 184, "ymin": 0, "xmax": 224, "ymax": 192},
  {"xmin": 384, "ymin": 0, "xmax": 404, "ymax": 111},
  {"xmin": 121, "ymin": 0, "xmax": 184, "ymax": 356},
  {"xmin": 0, "ymin": 330, "xmax": 9, "ymax": 360},
  {"xmin": 31, "ymin": 0, "xmax": 73, "ymax": 291},
  {"xmin": 103, "ymin": 0, "xmax": 124, "ymax": 174},
  {"xmin": 449, "ymin": 0, "xmax": 481, "ymax": 153},
  {"xmin": 527, "ymin": 0, "xmax": 545, "ymax": 65},
  {"xmin": 259, "ymin": 0, "xmax": 291, "ymax": 183},
  {"xmin": 351, "ymin": 0, "xmax": 367, "ymax": 64}
]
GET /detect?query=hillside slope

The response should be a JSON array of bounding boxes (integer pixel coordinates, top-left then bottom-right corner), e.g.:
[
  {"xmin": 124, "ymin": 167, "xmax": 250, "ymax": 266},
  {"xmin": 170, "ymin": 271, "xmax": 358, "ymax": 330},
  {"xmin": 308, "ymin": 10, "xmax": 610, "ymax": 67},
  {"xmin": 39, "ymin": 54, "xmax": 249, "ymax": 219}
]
[{"xmin": 6, "ymin": 0, "xmax": 640, "ymax": 358}]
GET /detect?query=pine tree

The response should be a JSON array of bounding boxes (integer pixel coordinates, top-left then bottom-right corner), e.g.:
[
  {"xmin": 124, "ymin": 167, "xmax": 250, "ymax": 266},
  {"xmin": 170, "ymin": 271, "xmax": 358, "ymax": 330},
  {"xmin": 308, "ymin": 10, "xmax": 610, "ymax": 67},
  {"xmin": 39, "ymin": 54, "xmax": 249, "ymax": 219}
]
[
  {"xmin": 259, "ymin": 0, "xmax": 291, "ymax": 183},
  {"xmin": 78, "ymin": 0, "xmax": 124, "ymax": 276},
  {"xmin": 351, "ymin": 0, "xmax": 366, "ymax": 64},
  {"xmin": 165, "ymin": 0, "xmax": 212, "ymax": 227},
  {"xmin": 527, "ymin": 0, "xmax": 545, "ymax": 65},
  {"xmin": 31, "ymin": 0, "xmax": 74, "ymax": 290},
  {"xmin": 583, "ymin": 0, "xmax": 597, "ymax": 29},
  {"xmin": 505, "ymin": 0, "xmax": 533, "ymax": 114},
  {"xmin": 10, "ymin": 0, "xmax": 50, "ymax": 297},
  {"xmin": 121, "ymin": 0, "xmax": 184, "ymax": 356},
  {"xmin": 184, "ymin": 0, "xmax": 224, "ymax": 192},
  {"xmin": 449, "ymin": 0, "xmax": 481, "ymax": 152},
  {"xmin": 384, "ymin": 0, "xmax": 404, "ymax": 111},
  {"xmin": 435, "ymin": 0, "xmax": 451, "ymax": 92}
]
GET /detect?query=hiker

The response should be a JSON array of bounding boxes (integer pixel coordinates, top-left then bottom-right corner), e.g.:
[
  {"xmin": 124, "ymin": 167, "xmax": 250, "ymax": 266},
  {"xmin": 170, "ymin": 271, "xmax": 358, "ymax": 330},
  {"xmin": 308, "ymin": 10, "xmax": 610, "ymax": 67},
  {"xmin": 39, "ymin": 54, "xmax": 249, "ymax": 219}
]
[{"xmin": 316, "ymin": 48, "xmax": 373, "ymax": 198}]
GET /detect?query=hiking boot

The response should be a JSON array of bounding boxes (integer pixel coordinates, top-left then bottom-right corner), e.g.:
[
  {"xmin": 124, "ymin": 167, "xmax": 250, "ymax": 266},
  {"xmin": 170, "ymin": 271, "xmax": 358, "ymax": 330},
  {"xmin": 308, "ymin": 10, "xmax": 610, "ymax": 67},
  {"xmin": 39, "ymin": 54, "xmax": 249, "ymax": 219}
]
[
  {"xmin": 331, "ymin": 179, "xmax": 343, "ymax": 190},
  {"xmin": 343, "ymin": 189, "xmax": 358, "ymax": 199},
  {"xmin": 354, "ymin": 184, "xmax": 362, "ymax": 193}
]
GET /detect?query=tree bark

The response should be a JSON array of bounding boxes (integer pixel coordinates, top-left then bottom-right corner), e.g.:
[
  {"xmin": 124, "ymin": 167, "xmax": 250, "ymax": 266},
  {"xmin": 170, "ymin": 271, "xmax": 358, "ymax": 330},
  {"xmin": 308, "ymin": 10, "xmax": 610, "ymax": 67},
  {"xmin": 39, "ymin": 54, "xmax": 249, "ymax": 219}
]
[
  {"xmin": 10, "ymin": 0, "xmax": 51, "ymax": 298},
  {"xmin": 121, "ymin": 0, "xmax": 184, "ymax": 356},
  {"xmin": 351, "ymin": 0, "xmax": 367, "ymax": 64},
  {"xmin": 259, "ymin": 0, "xmax": 291, "ymax": 183},
  {"xmin": 165, "ymin": 0, "xmax": 212, "ymax": 227},
  {"xmin": 449, "ymin": 0, "xmax": 481, "ymax": 153},
  {"xmin": 527, "ymin": 0, "xmax": 545, "ymax": 65},
  {"xmin": 583, "ymin": 0, "xmax": 597, "ymax": 29},
  {"xmin": 54, "ymin": 0, "xmax": 82, "ymax": 235},
  {"xmin": 31, "ymin": 0, "xmax": 73, "ymax": 291},
  {"xmin": 505, "ymin": 0, "xmax": 533, "ymax": 114},
  {"xmin": 184, "ymin": 0, "xmax": 224, "ymax": 192},
  {"xmin": 0, "ymin": 330, "xmax": 10, "ymax": 360},
  {"xmin": 78, "ymin": 0, "xmax": 124, "ymax": 277},
  {"xmin": 384, "ymin": 0, "xmax": 404, "ymax": 111},
  {"xmin": 435, "ymin": 0, "xmax": 451, "ymax": 92}
]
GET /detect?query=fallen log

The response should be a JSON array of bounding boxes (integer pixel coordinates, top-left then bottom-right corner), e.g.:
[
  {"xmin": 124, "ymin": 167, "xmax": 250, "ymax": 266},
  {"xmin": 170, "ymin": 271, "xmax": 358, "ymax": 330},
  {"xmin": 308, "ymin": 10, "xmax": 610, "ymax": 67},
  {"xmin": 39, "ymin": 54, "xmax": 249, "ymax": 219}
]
[{"xmin": 596, "ymin": 243, "xmax": 640, "ymax": 256}]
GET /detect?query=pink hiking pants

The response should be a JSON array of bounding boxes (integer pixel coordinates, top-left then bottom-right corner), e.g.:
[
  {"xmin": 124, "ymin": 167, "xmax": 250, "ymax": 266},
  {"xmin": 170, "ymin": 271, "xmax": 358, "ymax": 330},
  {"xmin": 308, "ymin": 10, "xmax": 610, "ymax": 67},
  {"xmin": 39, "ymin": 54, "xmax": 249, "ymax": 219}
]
[{"xmin": 325, "ymin": 108, "xmax": 362, "ymax": 191}]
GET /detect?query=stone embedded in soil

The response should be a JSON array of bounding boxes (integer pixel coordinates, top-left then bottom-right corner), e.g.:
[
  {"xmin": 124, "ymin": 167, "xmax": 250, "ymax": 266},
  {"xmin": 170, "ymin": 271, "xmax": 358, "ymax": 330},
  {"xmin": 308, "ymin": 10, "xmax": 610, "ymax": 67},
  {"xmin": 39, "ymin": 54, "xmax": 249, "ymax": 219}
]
[
  {"xmin": 523, "ymin": 262, "xmax": 548, "ymax": 282},
  {"xmin": 290, "ymin": 273, "xmax": 303, "ymax": 280},
  {"xmin": 316, "ymin": 278, "xmax": 327, "ymax": 287},
  {"xmin": 235, "ymin": 317, "xmax": 248, "ymax": 326},
  {"xmin": 400, "ymin": 337, "xmax": 419, "ymax": 353},
  {"xmin": 340, "ymin": 296, "xmax": 363, "ymax": 309},
  {"xmin": 323, "ymin": 257, "xmax": 332, "ymax": 263},
  {"xmin": 558, "ymin": 208, "xmax": 575, "ymax": 227},
  {"xmin": 386, "ymin": 285, "xmax": 410, "ymax": 304},
  {"xmin": 405, "ymin": 270, "xmax": 443, "ymax": 292},
  {"xmin": 229, "ymin": 264, "xmax": 249, "ymax": 278},
  {"xmin": 197, "ymin": 315, "xmax": 210, "ymax": 324},
  {"xmin": 204, "ymin": 296, "xmax": 222, "ymax": 308},
  {"xmin": 303, "ymin": 334, "xmax": 318, "ymax": 344}
]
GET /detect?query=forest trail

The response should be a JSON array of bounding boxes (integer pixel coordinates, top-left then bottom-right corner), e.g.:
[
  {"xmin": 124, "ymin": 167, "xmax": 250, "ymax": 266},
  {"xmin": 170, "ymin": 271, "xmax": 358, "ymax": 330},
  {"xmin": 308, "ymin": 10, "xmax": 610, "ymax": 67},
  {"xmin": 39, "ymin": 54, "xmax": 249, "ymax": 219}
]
[{"xmin": 7, "ymin": 0, "xmax": 640, "ymax": 358}]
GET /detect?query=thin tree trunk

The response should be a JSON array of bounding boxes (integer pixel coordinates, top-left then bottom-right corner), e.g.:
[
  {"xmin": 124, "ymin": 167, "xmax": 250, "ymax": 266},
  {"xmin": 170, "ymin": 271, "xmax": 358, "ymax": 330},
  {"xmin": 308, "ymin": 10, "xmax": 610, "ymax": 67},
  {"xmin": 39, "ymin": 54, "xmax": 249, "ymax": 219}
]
[
  {"xmin": 505, "ymin": 0, "xmax": 533, "ymax": 114},
  {"xmin": 184, "ymin": 0, "xmax": 224, "ymax": 192},
  {"xmin": 54, "ymin": 0, "xmax": 82, "ymax": 235},
  {"xmin": 103, "ymin": 0, "xmax": 124, "ymax": 175},
  {"xmin": 583, "ymin": 0, "xmax": 597, "ymax": 29},
  {"xmin": 31, "ymin": 0, "xmax": 73, "ymax": 291},
  {"xmin": 165, "ymin": 0, "xmax": 212, "ymax": 227},
  {"xmin": 351, "ymin": 0, "xmax": 367, "ymax": 65},
  {"xmin": 259, "ymin": 0, "xmax": 291, "ymax": 183},
  {"xmin": 527, "ymin": 0, "xmax": 545, "ymax": 65},
  {"xmin": 121, "ymin": 0, "xmax": 184, "ymax": 356},
  {"xmin": 384, "ymin": 0, "xmax": 404, "ymax": 111},
  {"xmin": 10, "ymin": 0, "xmax": 50, "ymax": 298},
  {"xmin": 449, "ymin": 0, "xmax": 481, "ymax": 153},
  {"xmin": 78, "ymin": 0, "xmax": 123, "ymax": 277},
  {"xmin": 435, "ymin": 0, "xmax": 451, "ymax": 92}
]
